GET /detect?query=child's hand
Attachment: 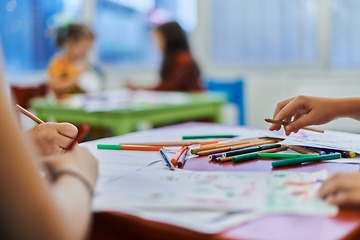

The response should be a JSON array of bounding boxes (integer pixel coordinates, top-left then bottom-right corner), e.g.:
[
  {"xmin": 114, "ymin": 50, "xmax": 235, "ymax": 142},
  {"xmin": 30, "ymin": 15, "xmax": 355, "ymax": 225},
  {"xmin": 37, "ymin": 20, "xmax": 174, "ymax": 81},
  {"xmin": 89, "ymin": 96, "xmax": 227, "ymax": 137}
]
[
  {"xmin": 25, "ymin": 122, "xmax": 78, "ymax": 156},
  {"xmin": 318, "ymin": 172, "xmax": 360, "ymax": 207},
  {"xmin": 269, "ymin": 95, "xmax": 339, "ymax": 135}
]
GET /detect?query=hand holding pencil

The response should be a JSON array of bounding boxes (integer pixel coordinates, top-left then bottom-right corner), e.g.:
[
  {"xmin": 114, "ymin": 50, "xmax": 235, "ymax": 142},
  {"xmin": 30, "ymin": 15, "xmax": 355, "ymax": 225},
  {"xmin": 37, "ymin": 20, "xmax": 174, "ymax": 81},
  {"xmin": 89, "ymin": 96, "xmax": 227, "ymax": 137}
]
[
  {"xmin": 16, "ymin": 104, "xmax": 80, "ymax": 156},
  {"xmin": 268, "ymin": 95, "xmax": 338, "ymax": 135}
]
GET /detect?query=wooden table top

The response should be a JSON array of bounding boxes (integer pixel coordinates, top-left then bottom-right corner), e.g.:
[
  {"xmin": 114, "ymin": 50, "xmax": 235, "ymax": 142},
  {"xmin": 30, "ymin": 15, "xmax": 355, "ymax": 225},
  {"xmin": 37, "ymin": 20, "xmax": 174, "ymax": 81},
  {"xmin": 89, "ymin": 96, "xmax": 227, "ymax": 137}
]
[{"xmin": 90, "ymin": 122, "xmax": 360, "ymax": 240}]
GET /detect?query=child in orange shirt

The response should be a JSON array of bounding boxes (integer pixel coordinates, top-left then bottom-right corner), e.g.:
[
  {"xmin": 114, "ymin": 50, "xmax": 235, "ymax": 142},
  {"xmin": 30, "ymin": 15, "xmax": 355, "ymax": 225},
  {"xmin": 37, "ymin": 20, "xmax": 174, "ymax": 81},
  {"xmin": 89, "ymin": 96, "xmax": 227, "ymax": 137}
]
[{"xmin": 48, "ymin": 24, "xmax": 94, "ymax": 100}]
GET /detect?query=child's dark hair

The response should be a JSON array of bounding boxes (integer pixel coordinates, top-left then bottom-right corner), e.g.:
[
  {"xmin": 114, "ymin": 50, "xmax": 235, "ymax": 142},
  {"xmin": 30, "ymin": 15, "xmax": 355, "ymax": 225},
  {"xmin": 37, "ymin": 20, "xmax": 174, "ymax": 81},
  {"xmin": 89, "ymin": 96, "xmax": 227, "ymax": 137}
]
[
  {"xmin": 156, "ymin": 22, "xmax": 200, "ymax": 78},
  {"xmin": 55, "ymin": 24, "xmax": 94, "ymax": 48}
]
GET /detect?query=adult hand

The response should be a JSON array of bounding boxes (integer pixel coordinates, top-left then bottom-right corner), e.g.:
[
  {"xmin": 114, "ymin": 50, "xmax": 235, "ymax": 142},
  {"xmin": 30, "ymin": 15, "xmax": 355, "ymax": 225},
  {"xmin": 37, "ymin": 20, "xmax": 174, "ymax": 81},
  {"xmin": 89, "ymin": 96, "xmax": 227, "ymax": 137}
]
[
  {"xmin": 318, "ymin": 172, "xmax": 360, "ymax": 207},
  {"xmin": 44, "ymin": 145, "xmax": 98, "ymax": 190},
  {"xmin": 269, "ymin": 95, "xmax": 339, "ymax": 135},
  {"xmin": 25, "ymin": 122, "xmax": 78, "ymax": 156}
]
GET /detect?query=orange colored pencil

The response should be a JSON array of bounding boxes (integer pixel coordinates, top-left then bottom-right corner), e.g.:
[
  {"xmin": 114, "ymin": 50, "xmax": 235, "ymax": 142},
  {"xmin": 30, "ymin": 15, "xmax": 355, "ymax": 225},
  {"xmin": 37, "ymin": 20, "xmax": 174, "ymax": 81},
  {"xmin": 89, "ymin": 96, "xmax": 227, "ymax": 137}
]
[
  {"xmin": 65, "ymin": 123, "xmax": 91, "ymax": 151},
  {"xmin": 199, "ymin": 140, "xmax": 223, "ymax": 146},
  {"xmin": 120, "ymin": 145, "xmax": 164, "ymax": 151},
  {"xmin": 171, "ymin": 146, "xmax": 188, "ymax": 165}
]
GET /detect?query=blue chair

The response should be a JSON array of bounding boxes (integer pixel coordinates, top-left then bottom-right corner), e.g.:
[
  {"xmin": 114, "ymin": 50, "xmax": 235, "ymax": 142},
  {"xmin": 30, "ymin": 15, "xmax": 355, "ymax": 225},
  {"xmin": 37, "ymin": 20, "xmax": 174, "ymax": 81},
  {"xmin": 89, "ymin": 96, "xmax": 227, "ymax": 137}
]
[{"xmin": 205, "ymin": 78, "xmax": 245, "ymax": 125}]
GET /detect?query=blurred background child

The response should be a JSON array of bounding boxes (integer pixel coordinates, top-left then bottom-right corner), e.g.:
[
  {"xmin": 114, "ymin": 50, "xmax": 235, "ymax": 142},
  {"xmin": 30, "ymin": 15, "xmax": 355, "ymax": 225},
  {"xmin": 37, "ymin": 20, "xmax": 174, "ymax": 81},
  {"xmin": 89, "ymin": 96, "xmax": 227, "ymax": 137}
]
[
  {"xmin": 126, "ymin": 21, "xmax": 203, "ymax": 92},
  {"xmin": 48, "ymin": 24, "xmax": 94, "ymax": 100}
]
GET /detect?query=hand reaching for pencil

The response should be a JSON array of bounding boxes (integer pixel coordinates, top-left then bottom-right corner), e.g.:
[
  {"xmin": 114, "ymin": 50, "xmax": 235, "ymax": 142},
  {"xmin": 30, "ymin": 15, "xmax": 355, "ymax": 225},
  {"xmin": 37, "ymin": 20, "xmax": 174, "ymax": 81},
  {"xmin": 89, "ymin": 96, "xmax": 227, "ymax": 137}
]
[
  {"xmin": 269, "ymin": 96, "xmax": 340, "ymax": 135},
  {"xmin": 25, "ymin": 122, "xmax": 78, "ymax": 156}
]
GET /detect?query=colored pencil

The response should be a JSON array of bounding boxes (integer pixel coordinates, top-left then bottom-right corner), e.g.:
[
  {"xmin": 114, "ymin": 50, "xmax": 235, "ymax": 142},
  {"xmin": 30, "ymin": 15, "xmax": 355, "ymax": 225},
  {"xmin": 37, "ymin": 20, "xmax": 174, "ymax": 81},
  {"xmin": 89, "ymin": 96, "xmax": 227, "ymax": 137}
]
[
  {"xmin": 222, "ymin": 143, "xmax": 282, "ymax": 158},
  {"xmin": 265, "ymin": 118, "xmax": 324, "ymax": 133},
  {"xmin": 288, "ymin": 145, "xmax": 319, "ymax": 155},
  {"xmin": 215, "ymin": 146, "xmax": 289, "ymax": 162},
  {"xmin": 183, "ymin": 135, "xmax": 238, "ymax": 140},
  {"xmin": 177, "ymin": 147, "xmax": 190, "ymax": 168},
  {"xmin": 197, "ymin": 140, "xmax": 277, "ymax": 156},
  {"xmin": 160, "ymin": 148, "xmax": 174, "ymax": 170},
  {"xmin": 192, "ymin": 141, "xmax": 252, "ymax": 155},
  {"xmin": 115, "ymin": 140, "xmax": 221, "ymax": 147},
  {"xmin": 272, "ymin": 153, "xmax": 341, "ymax": 168},
  {"xmin": 171, "ymin": 146, "xmax": 188, "ymax": 165},
  {"xmin": 16, "ymin": 104, "xmax": 44, "ymax": 124},
  {"xmin": 231, "ymin": 152, "xmax": 316, "ymax": 163},
  {"xmin": 97, "ymin": 144, "xmax": 163, "ymax": 151},
  {"xmin": 116, "ymin": 142, "xmax": 193, "ymax": 146},
  {"xmin": 65, "ymin": 123, "xmax": 91, "ymax": 151},
  {"xmin": 191, "ymin": 138, "xmax": 265, "ymax": 154}
]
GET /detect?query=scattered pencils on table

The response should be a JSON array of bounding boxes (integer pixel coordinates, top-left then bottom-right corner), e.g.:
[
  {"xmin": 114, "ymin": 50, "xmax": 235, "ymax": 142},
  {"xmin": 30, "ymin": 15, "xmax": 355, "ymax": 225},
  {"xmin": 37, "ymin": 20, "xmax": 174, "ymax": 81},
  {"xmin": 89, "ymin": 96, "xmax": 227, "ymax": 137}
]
[{"xmin": 97, "ymin": 133, "xmax": 352, "ymax": 169}]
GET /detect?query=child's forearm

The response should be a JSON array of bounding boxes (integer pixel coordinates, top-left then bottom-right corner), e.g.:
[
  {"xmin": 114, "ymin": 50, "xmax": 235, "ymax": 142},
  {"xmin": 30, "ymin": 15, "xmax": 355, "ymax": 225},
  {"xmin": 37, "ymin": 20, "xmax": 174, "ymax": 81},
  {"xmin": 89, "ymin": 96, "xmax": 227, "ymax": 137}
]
[{"xmin": 335, "ymin": 97, "xmax": 360, "ymax": 121}]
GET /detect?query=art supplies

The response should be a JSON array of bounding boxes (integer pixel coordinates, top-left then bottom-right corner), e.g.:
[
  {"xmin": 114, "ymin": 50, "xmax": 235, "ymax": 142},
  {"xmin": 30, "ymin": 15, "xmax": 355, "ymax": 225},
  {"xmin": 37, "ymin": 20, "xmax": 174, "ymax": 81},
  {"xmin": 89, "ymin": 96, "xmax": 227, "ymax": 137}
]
[
  {"xmin": 303, "ymin": 146, "xmax": 349, "ymax": 158},
  {"xmin": 265, "ymin": 118, "xmax": 325, "ymax": 133},
  {"xmin": 232, "ymin": 153, "xmax": 259, "ymax": 163},
  {"xmin": 288, "ymin": 145, "xmax": 319, "ymax": 155},
  {"xmin": 194, "ymin": 141, "xmax": 252, "ymax": 155},
  {"xmin": 171, "ymin": 146, "xmax": 188, "ymax": 165},
  {"xmin": 348, "ymin": 151, "xmax": 356, "ymax": 158},
  {"xmin": 215, "ymin": 146, "xmax": 289, "ymax": 163},
  {"xmin": 222, "ymin": 143, "xmax": 282, "ymax": 158},
  {"xmin": 97, "ymin": 144, "xmax": 163, "ymax": 151},
  {"xmin": 160, "ymin": 148, "xmax": 174, "ymax": 170},
  {"xmin": 209, "ymin": 153, "xmax": 223, "ymax": 160},
  {"xmin": 177, "ymin": 147, "xmax": 190, "ymax": 168},
  {"xmin": 197, "ymin": 140, "xmax": 277, "ymax": 156},
  {"xmin": 272, "ymin": 153, "xmax": 341, "ymax": 168},
  {"xmin": 258, "ymin": 153, "xmax": 316, "ymax": 159},
  {"xmin": 191, "ymin": 138, "xmax": 262, "ymax": 154},
  {"xmin": 16, "ymin": 104, "xmax": 44, "ymax": 124},
  {"xmin": 115, "ymin": 140, "xmax": 221, "ymax": 147},
  {"xmin": 232, "ymin": 153, "xmax": 316, "ymax": 164},
  {"xmin": 66, "ymin": 123, "xmax": 91, "ymax": 150},
  {"xmin": 183, "ymin": 135, "xmax": 238, "ymax": 140}
]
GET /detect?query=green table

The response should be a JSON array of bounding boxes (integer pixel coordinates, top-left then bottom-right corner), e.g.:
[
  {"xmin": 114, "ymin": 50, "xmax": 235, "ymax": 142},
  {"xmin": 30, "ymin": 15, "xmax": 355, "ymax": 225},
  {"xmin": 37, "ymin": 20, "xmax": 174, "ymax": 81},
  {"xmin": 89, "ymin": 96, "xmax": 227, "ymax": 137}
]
[{"xmin": 31, "ymin": 92, "xmax": 226, "ymax": 135}]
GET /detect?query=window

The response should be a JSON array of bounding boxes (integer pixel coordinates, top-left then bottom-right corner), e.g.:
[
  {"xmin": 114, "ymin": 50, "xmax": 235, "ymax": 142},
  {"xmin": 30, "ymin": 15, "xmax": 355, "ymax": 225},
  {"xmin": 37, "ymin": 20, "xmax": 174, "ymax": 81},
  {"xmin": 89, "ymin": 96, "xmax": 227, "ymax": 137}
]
[
  {"xmin": 0, "ymin": 0, "xmax": 84, "ymax": 73},
  {"xmin": 95, "ymin": 0, "xmax": 197, "ymax": 65},
  {"xmin": 210, "ymin": 0, "xmax": 319, "ymax": 66},
  {"xmin": 330, "ymin": 0, "xmax": 360, "ymax": 68}
]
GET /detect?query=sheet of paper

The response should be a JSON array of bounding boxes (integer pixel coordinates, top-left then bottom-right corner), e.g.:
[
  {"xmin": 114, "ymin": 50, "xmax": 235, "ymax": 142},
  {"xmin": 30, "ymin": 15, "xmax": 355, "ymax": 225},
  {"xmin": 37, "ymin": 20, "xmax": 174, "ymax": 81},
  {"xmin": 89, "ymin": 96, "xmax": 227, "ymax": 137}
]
[
  {"xmin": 267, "ymin": 128, "xmax": 360, "ymax": 153},
  {"xmin": 93, "ymin": 163, "xmax": 337, "ymax": 216}
]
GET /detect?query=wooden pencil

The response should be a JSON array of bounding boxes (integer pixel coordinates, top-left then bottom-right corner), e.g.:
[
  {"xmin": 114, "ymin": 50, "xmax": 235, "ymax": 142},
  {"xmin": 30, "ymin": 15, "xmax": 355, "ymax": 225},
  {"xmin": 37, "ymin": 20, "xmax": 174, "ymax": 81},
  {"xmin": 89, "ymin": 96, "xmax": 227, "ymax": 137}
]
[
  {"xmin": 116, "ymin": 140, "xmax": 221, "ymax": 147},
  {"xmin": 215, "ymin": 146, "xmax": 289, "ymax": 163},
  {"xmin": 265, "ymin": 118, "xmax": 324, "ymax": 133},
  {"xmin": 16, "ymin": 104, "xmax": 44, "ymax": 124},
  {"xmin": 191, "ymin": 138, "xmax": 264, "ymax": 154},
  {"xmin": 196, "ymin": 139, "xmax": 277, "ymax": 156},
  {"xmin": 171, "ymin": 146, "xmax": 189, "ymax": 165},
  {"xmin": 177, "ymin": 147, "xmax": 190, "ymax": 168},
  {"xmin": 117, "ymin": 142, "xmax": 193, "ymax": 146},
  {"xmin": 288, "ymin": 145, "xmax": 320, "ymax": 155}
]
